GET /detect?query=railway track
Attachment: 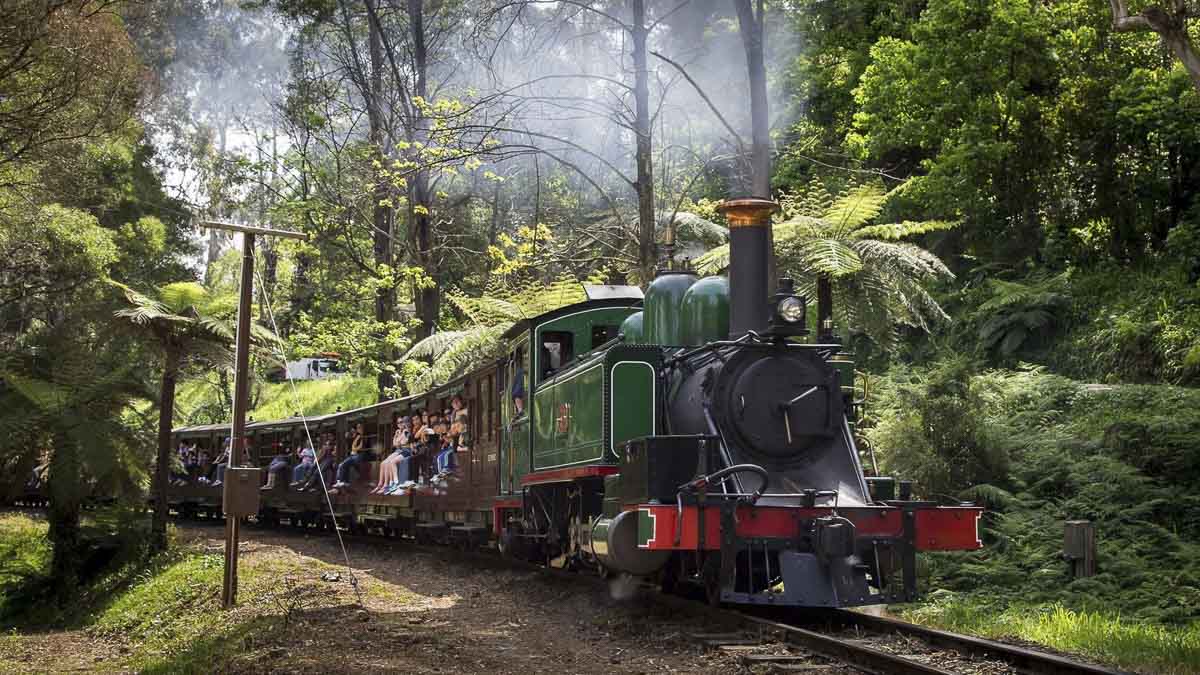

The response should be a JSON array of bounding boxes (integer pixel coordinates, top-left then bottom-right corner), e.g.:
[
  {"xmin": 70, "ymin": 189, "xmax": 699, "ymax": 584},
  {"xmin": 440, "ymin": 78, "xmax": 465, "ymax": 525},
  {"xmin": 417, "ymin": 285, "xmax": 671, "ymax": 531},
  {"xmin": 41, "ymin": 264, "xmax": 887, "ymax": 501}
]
[
  {"xmin": 703, "ymin": 608, "xmax": 1127, "ymax": 675},
  {"xmin": 263, "ymin": 517, "xmax": 1128, "ymax": 675}
]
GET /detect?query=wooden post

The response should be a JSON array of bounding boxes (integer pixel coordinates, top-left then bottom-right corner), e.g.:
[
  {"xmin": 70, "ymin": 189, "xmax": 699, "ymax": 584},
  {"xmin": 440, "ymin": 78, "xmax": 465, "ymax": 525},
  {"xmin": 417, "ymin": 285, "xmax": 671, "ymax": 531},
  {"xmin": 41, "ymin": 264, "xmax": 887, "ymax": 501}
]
[
  {"xmin": 201, "ymin": 220, "xmax": 305, "ymax": 609},
  {"xmin": 1064, "ymin": 520, "xmax": 1096, "ymax": 578}
]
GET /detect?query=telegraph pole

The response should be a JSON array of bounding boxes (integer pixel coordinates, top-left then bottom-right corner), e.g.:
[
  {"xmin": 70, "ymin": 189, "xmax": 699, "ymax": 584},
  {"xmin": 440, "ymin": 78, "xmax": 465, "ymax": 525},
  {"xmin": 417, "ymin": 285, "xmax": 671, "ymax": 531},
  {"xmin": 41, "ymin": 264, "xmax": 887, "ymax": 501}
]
[{"xmin": 201, "ymin": 220, "xmax": 306, "ymax": 609}]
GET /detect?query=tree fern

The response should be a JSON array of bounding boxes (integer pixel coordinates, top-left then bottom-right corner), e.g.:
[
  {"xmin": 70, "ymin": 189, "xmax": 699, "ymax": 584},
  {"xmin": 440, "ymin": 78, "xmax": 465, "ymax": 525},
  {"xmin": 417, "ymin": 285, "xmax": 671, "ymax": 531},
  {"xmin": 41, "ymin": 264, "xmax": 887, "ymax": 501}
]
[
  {"xmin": 397, "ymin": 275, "xmax": 591, "ymax": 391},
  {"xmin": 696, "ymin": 179, "xmax": 956, "ymax": 347},
  {"xmin": 824, "ymin": 183, "xmax": 889, "ymax": 233}
]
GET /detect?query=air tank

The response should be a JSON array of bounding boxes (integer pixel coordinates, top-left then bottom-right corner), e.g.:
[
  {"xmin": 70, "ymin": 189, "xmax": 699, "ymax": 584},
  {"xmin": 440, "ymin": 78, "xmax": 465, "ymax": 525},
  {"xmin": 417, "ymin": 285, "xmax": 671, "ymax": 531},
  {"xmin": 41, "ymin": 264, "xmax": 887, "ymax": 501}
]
[
  {"xmin": 680, "ymin": 276, "xmax": 730, "ymax": 346},
  {"xmin": 644, "ymin": 270, "xmax": 698, "ymax": 346},
  {"xmin": 620, "ymin": 310, "xmax": 644, "ymax": 343}
]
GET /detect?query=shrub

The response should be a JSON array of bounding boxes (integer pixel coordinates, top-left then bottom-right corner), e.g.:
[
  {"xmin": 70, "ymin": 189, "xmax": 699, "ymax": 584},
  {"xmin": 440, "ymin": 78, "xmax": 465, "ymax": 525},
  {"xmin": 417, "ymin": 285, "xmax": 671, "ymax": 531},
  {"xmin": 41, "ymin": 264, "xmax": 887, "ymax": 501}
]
[{"xmin": 867, "ymin": 365, "xmax": 1200, "ymax": 625}]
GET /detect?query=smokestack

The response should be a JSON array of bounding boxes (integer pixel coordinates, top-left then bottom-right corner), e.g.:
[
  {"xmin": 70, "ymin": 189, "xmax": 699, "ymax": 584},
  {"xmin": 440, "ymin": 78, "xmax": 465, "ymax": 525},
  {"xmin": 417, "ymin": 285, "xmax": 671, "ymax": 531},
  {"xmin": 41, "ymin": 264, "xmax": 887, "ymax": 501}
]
[{"xmin": 717, "ymin": 197, "xmax": 777, "ymax": 337}]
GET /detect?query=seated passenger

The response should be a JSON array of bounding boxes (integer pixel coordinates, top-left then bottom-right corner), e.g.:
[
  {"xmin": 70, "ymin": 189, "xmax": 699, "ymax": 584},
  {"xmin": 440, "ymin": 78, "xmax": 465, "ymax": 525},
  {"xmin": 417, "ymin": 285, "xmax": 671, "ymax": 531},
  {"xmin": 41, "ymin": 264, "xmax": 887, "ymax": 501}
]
[
  {"xmin": 330, "ymin": 423, "xmax": 370, "ymax": 494},
  {"xmin": 290, "ymin": 443, "xmax": 316, "ymax": 487},
  {"xmin": 434, "ymin": 431, "xmax": 455, "ymax": 478},
  {"xmin": 170, "ymin": 445, "xmax": 191, "ymax": 486},
  {"xmin": 299, "ymin": 435, "xmax": 337, "ymax": 492},
  {"xmin": 375, "ymin": 420, "xmax": 413, "ymax": 495},
  {"xmin": 411, "ymin": 413, "xmax": 439, "ymax": 486},
  {"xmin": 183, "ymin": 445, "xmax": 202, "ymax": 482},
  {"xmin": 26, "ymin": 458, "xmax": 48, "ymax": 490},
  {"xmin": 196, "ymin": 448, "xmax": 213, "ymax": 484},
  {"xmin": 262, "ymin": 444, "xmax": 293, "ymax": 490},
  {"xmin": 212, "ymin": 441, "xmax": 251, "ymax": 487},
  {"xmin": 170, "ymin": 441, "xmax": 192, "ymax": 485}
]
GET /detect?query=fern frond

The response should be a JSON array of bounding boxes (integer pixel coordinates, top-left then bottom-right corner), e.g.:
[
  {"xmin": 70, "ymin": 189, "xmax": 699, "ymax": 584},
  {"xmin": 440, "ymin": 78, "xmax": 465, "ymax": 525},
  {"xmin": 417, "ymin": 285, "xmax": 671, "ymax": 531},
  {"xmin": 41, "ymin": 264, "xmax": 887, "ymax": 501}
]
[
  {"xmin": 449, "ymin": 295, "xmax": 526, "ymax": 324},
  {"xmin": 667, "ymin": 212, "xmax": 728, "ymax": 243},
  {"xmin": 851, "ymin": 220, "xmax": 958, "ymax": 241},
  {"xmin": 796, "ymin": 238, "xmax": 863, "ymax": 277},
  {"xmin": 693, "ymin": 243, "xmax": 730, "ymax": 275},
  {"xmin": 405, "ymin": 330, "xmax": 470, "ymax": 360},
  {"xmin": 159, "ymin": 282, "xmax": 209, "ymax": 314},
  {"xmin": 823, "ymin": 183, "xmax": 887, "ymax": 232}
]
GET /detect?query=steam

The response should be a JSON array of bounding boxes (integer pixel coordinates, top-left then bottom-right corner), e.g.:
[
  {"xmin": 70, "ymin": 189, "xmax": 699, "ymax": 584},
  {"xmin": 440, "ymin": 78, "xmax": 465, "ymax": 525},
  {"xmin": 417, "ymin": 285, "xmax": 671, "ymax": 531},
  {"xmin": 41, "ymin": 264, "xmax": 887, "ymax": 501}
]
[
  {"xmin": 608, "ymin": 572, "xmax": 640, "ymax": 601},
  {"xmin": 158, "ymin": 1, "xmax": 807, "ymax": 263}
]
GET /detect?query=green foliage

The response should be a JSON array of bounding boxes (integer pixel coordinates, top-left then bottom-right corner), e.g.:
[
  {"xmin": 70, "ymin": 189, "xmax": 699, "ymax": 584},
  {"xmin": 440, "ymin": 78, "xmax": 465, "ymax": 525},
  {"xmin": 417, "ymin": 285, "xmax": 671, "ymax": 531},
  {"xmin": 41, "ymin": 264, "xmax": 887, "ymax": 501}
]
[
  {"xmin": 0, "ymin": 508, "xmax": 164, "ymax": 628},
  {"xmin": 867, "ymin": 358, "xmax": 1012, "ymax": 497},
  {"xmin": 696, "ymin": 180, "xmax": 956, "ymax": 347},
  {"xmin": 395, "ymin": 276, "xmax": 590, "ymax": 393},
  {"xmin": 288, "ymin": 312, "xmax": 413, "ymax": 379},
  {"xmin": 0, "ymin": 514, "xmax": 51, "ymax": 620},
  {"xmin": 0, "ymin": 204, "xmax": 118, "ymax": 323},
  {"xmin": 246, "ymin": 377, "xmax": 378, "ymax": 421},
  {"xmin": 868, "ymin": 365, "xmax": 1200, "ymax": 627},
  {"xmin": 1055, "ymin": 266, "xmax": 1200, "ymax": 384},
  {"xmin": 975, "ymin": 274, "xmax": 1070, "ymax": 356}
]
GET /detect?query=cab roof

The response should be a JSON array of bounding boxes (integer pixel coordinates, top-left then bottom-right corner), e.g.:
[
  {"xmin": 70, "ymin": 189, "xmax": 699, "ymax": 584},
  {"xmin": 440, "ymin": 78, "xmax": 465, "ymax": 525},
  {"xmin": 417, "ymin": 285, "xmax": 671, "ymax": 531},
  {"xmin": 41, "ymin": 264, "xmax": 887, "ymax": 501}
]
[{"xmin": 500, "ymin": 295, "xmax": 643, "ymax": 342}]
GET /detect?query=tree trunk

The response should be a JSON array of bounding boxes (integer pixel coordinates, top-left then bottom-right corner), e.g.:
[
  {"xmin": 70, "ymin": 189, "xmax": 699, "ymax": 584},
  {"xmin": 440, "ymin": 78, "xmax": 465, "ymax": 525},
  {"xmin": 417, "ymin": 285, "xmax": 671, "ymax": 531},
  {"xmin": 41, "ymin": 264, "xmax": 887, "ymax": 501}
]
[
  {"xmin": 152, "ymin": 347, "xmax": 180, "ymax": 550},
  {"xmin": 408, "ymin": 0, "xmax": 439, "ymax": 343},
  {"xmin": 367, "ymin": 0, "xmax": 395, "ymax": 399},
  {"xmin": 47, "ymin": 429, "xmax": 81, "ymax": 599},
  {"xmin": 205, "ymin": 122, "xmax": 231, "ymax": 286},
  {"xmin": 733, "ymin": 0, "xmax": 777, "ymax": 291},
  {"xmin": 632, "ymin": 0, "xmax": 657, "ymax": 284},
  {"xmin": 1109, "ymin": 0, "xmax": 1200, "ymax": 94},
  {"xmin": 482, "ymin": 181, "xmax": 503, "ymax": 291}
]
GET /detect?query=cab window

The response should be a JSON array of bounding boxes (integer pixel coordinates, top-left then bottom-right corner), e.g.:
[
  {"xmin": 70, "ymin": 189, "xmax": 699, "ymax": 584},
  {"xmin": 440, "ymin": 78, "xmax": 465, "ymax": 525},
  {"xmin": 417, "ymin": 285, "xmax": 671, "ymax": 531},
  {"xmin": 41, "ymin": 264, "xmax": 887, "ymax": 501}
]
[{"xmin": 539, "ymin": 330, "xmax": 574, "ymax": 380}]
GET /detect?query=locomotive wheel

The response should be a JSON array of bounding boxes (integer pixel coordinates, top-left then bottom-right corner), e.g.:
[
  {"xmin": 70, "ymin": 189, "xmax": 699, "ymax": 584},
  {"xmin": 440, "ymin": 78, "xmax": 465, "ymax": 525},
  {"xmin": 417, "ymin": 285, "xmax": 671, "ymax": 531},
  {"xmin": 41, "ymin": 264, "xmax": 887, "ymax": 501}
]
[{"xmin": 702, "ymin": 553, "xmax": 723, "ymax": 607}]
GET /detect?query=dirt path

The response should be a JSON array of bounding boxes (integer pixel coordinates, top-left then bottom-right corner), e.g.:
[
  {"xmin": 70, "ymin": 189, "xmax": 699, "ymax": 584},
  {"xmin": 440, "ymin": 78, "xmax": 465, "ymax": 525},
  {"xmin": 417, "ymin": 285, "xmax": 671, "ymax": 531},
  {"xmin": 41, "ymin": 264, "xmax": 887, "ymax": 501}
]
[
  {"xmin": 1, "ymin": 522, "xmax": 848, "ymax": 674},
  {"xmin": 209, "ymin": 524, "xmax": 743, "ymax": 674}
]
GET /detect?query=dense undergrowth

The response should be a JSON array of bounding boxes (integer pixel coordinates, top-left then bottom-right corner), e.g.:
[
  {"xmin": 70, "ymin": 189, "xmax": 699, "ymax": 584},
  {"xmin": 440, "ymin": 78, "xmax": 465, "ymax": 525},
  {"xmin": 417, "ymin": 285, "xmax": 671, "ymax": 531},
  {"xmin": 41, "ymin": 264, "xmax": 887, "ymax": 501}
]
[
  {"xmin": 0, "ymin": 508, "xmax": 162, "ymax": 627},
  {"xmin": 865, "ymin": 262, "xmax": 1200, "ymax": 672}
]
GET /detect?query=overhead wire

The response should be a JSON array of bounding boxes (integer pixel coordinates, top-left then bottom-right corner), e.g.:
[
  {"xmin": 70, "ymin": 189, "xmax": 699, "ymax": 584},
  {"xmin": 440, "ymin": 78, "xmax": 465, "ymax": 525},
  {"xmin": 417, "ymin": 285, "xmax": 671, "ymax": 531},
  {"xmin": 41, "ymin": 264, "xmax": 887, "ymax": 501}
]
[{"xmin": 247, "ymin": 242, "xmax": 364, "ymax": 606}]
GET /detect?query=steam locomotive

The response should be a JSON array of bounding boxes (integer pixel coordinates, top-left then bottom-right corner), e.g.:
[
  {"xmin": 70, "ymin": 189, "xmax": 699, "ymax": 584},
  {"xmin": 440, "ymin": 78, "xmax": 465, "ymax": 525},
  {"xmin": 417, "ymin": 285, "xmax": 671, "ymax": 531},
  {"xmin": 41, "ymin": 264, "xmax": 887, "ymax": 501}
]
[{"xmin": 166, "ymin": 197, "xmax": 981, "ymax": 608}]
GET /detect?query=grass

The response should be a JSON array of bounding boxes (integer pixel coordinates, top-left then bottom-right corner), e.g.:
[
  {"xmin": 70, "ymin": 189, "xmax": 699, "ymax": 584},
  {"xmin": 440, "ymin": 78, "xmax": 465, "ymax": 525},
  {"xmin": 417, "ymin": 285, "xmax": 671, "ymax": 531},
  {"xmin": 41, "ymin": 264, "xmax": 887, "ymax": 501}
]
[
  {"xmin": 0, "ymin": 513, "xmax": 50, "ymax": 619},
  {"xmin": 900, "ymin": 593, "xmax": 1200, "ymax": 674},
  {"xmin": 248, "ymin": 376, "xmax": 378, "ymax": 420},
  {"xmin": 0, "ymin": 511, "xmax": 410, "ymax": 673},
  {"xmin": 173, "ymin": 375, "xmax": 378, "ymax": 425},
  {"xmin": 89, "ymin": 551, "xmax": 255, "ymax": 673}
]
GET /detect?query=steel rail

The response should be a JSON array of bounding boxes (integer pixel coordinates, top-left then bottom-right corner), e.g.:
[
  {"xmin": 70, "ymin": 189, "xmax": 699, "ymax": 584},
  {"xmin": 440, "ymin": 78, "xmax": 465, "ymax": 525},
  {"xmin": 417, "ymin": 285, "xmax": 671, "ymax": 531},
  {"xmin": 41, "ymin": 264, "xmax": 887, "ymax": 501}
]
[
  {"xmin": 735, "ymin": 611, "xmax": 958, "ymax": 675},
  {"xmin": 823, "ymin": 609, "xmax": 1127, "ymax": 675}
]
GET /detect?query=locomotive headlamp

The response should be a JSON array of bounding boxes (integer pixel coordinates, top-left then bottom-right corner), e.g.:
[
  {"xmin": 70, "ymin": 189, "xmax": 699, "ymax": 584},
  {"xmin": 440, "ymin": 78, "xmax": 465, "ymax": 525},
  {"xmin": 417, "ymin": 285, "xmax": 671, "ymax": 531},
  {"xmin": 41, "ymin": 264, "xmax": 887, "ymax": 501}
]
[
  {"xmin": 778, "ymin": 297, "xmax": 805, "ymax": 323},
  {"xmin": 766, "ymin": 277, "xmax": 810, "ymax": 338}
]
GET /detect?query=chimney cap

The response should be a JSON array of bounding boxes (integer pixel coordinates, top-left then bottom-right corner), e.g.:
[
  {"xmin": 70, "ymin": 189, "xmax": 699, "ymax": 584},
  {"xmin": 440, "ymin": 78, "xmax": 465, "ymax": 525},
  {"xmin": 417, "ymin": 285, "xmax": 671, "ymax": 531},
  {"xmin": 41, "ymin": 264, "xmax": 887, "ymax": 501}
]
[
  {"xmin": 717, "ymin": 197, "xmax": 778, "ymax": 227},
  {"xmin": 717, "ymin": 196, "xmax": 778, "ymax": 210}
]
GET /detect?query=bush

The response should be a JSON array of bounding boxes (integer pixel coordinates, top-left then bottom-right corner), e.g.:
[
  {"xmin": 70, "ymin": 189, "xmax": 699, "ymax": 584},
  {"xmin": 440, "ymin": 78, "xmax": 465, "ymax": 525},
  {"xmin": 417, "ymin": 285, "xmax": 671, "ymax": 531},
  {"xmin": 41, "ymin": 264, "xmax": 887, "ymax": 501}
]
[{"xmin": 867, "ymin": 365, "xmax": 1200, "ymax": 625}]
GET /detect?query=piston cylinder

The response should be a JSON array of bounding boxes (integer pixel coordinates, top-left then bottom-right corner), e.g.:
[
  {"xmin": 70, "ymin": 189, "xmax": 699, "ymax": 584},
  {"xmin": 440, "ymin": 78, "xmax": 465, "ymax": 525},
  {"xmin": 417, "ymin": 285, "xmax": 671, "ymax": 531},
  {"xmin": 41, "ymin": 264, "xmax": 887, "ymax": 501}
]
[{"xmin": 587, "ymin": 510, "xmax": 670, "ymax": 575}]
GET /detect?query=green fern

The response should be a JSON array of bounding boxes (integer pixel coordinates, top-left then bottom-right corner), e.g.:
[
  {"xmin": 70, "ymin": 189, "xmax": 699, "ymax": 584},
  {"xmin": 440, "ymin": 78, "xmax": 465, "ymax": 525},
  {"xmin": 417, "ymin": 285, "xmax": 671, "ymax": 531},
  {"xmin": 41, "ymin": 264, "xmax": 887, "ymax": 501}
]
[
  {"xmin": 696, "ymin": 179, "xmax": 956, "ymax": 348},
  {"xmin": 396, "ymin": 275, "xmax": 591, "ymax": 391},
  {"xmin": 976, "ymin": 274, "xmax": 1070, "ymax": 356}
]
